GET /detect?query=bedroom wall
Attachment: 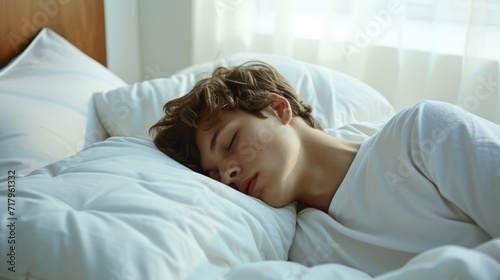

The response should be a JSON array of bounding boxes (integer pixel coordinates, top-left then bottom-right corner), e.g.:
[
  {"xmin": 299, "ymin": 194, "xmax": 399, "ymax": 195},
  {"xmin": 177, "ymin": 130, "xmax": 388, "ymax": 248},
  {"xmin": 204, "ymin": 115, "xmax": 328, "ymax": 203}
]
[
  {"xmin": 104, "ymin": 0, "xmax": 141, "ymax": 83},
  {"xmin": 104, "ymin": 0, "xmax": 193, "ymax": 84}
]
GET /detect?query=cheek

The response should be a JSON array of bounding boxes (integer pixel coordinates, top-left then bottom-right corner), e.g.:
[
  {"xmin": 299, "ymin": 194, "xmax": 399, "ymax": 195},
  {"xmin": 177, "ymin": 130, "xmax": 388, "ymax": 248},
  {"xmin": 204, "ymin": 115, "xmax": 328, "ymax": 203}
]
[
  {"xmin": 261, "ymin": 131, "xmax": 300, "ymax": 177},
  {"xmin": 256, "ymin": 126, "xmax": 275, "ymax": 145},
  {"xmin": 236, "ymin": 122, "xmax": 297, "ymax": 167},
  {"xmin": 254, "ymin": 133, "xmax": 299, "ymax": 207}
]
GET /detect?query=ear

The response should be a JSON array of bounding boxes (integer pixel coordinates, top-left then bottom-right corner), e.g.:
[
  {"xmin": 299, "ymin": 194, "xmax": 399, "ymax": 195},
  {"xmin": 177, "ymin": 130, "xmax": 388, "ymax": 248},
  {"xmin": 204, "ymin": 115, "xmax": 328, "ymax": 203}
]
[{"xmin": 269, "ymin": 93, "xmax": 293, "ymax": 125}]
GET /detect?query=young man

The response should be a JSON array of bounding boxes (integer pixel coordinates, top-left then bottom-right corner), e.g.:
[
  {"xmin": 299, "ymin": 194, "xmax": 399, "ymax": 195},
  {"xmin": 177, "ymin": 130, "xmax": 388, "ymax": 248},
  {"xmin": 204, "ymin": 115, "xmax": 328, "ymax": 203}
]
[
  {"xmin": 150, "ymin": 61, "xmax": 360, "ymax": 212},
  {"xmin": 150, "ymin": 61, "xmax": 500, "ymax": 272}
]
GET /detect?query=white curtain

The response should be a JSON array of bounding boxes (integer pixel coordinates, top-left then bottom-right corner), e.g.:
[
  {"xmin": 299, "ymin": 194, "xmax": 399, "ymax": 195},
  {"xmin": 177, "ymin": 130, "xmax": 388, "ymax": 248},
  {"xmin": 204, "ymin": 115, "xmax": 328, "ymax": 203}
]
[{"xmin": 192, "ymin": 0, "xmax": 500, "ymax": 124}]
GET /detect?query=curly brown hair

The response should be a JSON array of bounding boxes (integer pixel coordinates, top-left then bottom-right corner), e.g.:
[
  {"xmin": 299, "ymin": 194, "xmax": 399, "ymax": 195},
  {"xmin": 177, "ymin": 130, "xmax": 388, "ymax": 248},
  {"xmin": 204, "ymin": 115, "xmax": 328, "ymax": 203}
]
[{"xmin": 149, "ymin": 61, "xmax": 322, "ymax": 172}]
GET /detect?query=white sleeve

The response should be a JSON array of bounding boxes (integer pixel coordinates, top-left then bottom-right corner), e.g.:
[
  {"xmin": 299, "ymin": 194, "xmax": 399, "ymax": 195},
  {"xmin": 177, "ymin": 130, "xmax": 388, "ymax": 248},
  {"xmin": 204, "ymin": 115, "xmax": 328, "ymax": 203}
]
[{"xmin": 401, "ymin": 100, "xmax": 500, "ymax": 237}]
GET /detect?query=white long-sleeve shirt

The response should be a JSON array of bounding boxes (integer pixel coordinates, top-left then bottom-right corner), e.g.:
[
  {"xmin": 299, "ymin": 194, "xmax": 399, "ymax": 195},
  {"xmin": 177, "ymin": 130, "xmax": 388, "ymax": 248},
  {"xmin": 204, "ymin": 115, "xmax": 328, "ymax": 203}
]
[{"xmin": 289, "ymin": 100, "xmax": 500, "ymax": 276}]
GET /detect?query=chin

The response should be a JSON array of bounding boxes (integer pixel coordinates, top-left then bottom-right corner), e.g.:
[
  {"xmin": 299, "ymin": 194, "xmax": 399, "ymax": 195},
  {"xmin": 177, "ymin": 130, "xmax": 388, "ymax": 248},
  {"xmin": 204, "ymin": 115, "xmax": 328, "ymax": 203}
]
[{"xmin": 264, "ymin": 198, "xmax": 293, "ymax": 209}]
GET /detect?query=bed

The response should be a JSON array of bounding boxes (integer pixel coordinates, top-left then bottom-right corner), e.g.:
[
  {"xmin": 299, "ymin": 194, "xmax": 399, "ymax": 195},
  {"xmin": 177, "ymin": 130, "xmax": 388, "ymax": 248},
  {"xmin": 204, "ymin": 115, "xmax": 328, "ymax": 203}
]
[{"xmin": 1, "ymin": 1, "xmax": 499, "ymax": 279}]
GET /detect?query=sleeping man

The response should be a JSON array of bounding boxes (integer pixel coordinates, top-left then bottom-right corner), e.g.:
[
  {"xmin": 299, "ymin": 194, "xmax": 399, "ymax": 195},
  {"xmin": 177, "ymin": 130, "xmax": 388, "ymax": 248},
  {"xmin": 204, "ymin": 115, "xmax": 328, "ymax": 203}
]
[{"xmin": 150, "ymin": 61, "xmax": 500, "ymax": 274}]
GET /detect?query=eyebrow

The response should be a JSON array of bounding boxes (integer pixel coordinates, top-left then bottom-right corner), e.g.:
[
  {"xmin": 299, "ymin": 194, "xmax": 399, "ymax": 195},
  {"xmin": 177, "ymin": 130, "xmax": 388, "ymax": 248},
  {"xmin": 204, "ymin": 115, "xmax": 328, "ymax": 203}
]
[{"xmin": 210, "ymin": 123, "xmax": 228, "ymax": 152}]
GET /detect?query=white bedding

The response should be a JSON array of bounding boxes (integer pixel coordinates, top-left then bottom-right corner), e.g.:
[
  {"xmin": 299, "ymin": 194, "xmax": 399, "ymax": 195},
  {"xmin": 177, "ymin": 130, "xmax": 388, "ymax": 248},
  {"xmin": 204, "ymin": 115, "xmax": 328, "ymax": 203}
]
[
  {"xmin": 1, "ymin": 28, "xmax": 499, "ymax": 279},
  {"xmin": 0, "ymin": 136, "xmax": 295, "ymax": 279},
  {"xmin": 226, "ymin": 238, "xmax": 500, "ymax": 279},
  {"xmin": 0, "ymin": 28, "xmax": 126, "ymax": 182},
  {"xmin": 93, "ymin": 53, "xmax": 396, "ymax": 140}
]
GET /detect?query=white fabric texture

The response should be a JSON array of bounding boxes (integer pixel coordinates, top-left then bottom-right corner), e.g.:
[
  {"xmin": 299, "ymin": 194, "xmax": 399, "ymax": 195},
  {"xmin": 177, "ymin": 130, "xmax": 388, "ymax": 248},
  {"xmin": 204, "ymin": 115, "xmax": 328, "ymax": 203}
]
[
  {"xmin": 226, "ymin": 239, "xmax": 500, "ymax": 279},
  {"xmin": 289, "ymin": 100, "xmax": 500, "ymax": 276},
  {"xmin": 324, "ymin": 121, "xmax": 387, "ymax": 142},
  {"xmin": 0, "ymin": 28, "xmax": 126, "ymax": 182},
  {"xmin": 93, "ymin": 53, "xmax": 395, "ymax": 138},
  {"xmin": 0, "ymin": 137, "xmax": 296, "ymax": 280}
]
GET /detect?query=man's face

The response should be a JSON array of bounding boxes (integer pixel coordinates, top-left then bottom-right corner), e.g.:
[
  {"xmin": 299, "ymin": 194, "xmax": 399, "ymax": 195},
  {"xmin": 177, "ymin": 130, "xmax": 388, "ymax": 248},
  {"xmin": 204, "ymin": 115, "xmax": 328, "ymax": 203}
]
[{"xmin": 195, "ymin": 106, "xmax": 301, "ymax": 208}]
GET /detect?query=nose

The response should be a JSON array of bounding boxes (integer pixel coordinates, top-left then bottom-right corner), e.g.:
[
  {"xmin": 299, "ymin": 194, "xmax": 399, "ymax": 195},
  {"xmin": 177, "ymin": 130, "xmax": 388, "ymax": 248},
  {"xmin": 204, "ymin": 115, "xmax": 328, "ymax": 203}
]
[{"xmin": 220, "ymin": 159, "xmax": 241, "ymax": 187}]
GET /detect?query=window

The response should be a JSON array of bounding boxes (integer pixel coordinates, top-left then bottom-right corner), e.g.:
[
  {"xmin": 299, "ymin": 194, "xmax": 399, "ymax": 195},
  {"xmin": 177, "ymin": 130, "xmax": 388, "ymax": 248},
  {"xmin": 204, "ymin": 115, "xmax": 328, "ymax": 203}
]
[{"xmin": 251, "ymin": 0, "xmax": 500, "ymax": 57}]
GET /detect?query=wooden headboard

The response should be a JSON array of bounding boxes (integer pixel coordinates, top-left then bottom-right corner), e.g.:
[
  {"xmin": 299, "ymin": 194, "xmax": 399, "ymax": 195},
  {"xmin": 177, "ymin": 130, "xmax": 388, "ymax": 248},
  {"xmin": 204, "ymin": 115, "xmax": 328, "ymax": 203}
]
[{"xmin": 0, "ymin": 0, "xmax": 106, "ymax": 68}]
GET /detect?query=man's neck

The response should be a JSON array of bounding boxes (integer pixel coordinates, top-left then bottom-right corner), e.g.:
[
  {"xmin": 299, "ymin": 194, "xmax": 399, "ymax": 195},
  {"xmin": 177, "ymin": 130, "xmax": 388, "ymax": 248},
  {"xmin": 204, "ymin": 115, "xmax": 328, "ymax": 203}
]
[{"xmin": 292, "ymin": 122, "xmax": 360, "ymax": 212}]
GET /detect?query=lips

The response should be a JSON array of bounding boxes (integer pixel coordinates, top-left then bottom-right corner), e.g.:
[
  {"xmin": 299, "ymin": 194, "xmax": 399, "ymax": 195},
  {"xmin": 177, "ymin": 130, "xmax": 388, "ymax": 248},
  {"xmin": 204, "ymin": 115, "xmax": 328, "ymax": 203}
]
[{"xmin": 240, "ymin": 174, "xmax": 258, "ymax": 196}]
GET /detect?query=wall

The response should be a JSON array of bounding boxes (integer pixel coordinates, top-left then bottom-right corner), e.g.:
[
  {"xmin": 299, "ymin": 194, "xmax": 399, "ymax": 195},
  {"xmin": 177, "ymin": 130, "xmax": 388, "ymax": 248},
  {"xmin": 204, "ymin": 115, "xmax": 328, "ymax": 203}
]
[{"xmin": 104, "ymin": 0, "xmax": 192, "ymax": 83}]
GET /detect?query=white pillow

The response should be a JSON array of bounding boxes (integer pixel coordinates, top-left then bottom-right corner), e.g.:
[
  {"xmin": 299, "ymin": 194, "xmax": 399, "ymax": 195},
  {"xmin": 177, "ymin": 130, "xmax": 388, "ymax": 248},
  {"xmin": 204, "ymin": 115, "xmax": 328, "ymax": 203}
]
[
  {"xmin": 0, "ymin": 28, "xmax": 126, "ymax": 182},
  {"xmin": 0, "ymin": 136, "xmax": 296, "ymax": 279},
  {"xmin": 95, "ymin": 74, "xmax": 197, "ymax": 137},
  {"xmin": 93, "ymin": 53, "xmax": 395, "ymax": 139},
  {"xmin": 324, "ymin": 121, "xmax": 387, "ymax": 142}
]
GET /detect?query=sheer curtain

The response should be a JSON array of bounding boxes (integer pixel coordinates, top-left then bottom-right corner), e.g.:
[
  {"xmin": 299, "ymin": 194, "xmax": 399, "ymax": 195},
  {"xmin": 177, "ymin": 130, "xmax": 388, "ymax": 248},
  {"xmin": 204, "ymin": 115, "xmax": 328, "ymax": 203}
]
[{"xmin": 192, "ymin": 0, "xmax": 500, "ymax": 124}]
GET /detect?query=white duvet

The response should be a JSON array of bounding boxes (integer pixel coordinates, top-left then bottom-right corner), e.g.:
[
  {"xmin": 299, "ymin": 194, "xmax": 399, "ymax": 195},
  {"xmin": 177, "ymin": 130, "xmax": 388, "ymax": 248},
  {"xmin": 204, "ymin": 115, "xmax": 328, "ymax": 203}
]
[{"xmin": 0, "ymin": 137, "xmax": 296, "ymax": 279}]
